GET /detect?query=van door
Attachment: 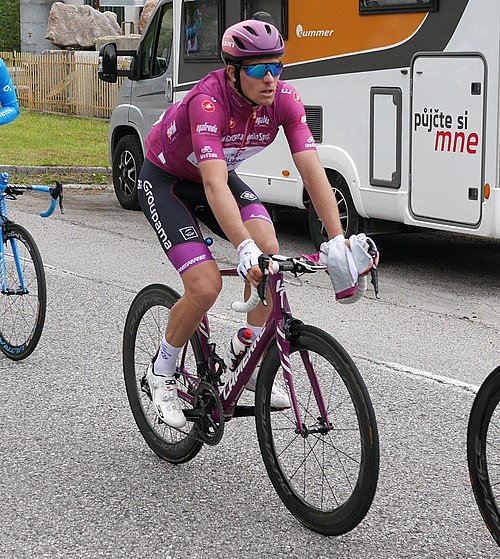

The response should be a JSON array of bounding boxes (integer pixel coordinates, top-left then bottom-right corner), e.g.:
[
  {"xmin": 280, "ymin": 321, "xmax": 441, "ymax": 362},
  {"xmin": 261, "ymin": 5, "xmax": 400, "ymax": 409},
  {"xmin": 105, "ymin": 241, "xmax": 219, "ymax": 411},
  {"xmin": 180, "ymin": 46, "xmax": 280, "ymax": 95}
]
[
  {"xmin": 129, "ymin": 1, "xmax": 174, "ymax": 140},
  {"xmin": 410, "ymin": 55, "xmax": 485, "ymax": 226}
]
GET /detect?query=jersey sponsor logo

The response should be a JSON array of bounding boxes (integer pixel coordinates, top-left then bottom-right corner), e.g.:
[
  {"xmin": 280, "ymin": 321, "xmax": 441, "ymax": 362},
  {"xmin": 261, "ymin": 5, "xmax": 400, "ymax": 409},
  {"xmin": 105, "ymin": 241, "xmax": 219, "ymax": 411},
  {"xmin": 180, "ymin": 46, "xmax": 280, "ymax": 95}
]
[
  {"xmin": 281, "ymin": 87, "xmax": 293, "ymax": 95},
  {"xmin": 246, "ymin": 132, "xmax": 271, "ymax": 143},
  {"xmin": 221, "ymin": 132, "xmax": 244, "ymax": 143},
  {"xmin": 229, "ymin": 117, "xmax": 236, "ymax": 129},
  {"xmin": 202, "ymin": 100, "xmax": 215, "ymax": 113},
  {"xmin": 177, "ymin": 254, "xmax": 207, "ymax": 274},
  {"xmin": 3, "ymin": 85, "xmax": 12, "ymax": 92},
  {"xmin": 305, "ymin": 136, "xmax": 316, "ymax": 148},
  {"xmin": 179, "ymin": 226, "xmax": 199, "ymax": 241},
  {"xmin": 142, "ymin": 180, "xmax": 172, "ymax": 251},
  {"xmin": 255, "ymin": 115, "xmax": 270, "ymax": 126},
  {"xmin": 296, "ymin": 24, "xmax": 335, "ymax": 38},
  {"xmin": 298, "ymin": 114, "xmax": 307, "ymax": 125},
  {"xmin": 201, "ymin": 145, "xmax": 212, "ymax": 153},
  {"xmin": 200, "ymin": 151, "xmax": 218, "ymax": 160},
  {"xmin": 293, "ymin": 91, "xmax": 302, "ymax": 103},
  {"xmin": 167, "ymin": 120, "xmax": 177, "ymax": 139},
  {"xmin": 196, "ymin": 121, "xmax": 218, "ymax": 134},
  {"xmin": 240, "ymin": 191, "xmax": 257, "ymax": 201}
]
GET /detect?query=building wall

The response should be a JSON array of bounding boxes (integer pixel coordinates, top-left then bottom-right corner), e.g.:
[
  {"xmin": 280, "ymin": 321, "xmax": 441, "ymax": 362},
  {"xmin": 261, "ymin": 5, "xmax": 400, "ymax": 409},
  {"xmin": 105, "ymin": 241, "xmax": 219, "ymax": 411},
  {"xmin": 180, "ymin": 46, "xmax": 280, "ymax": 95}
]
[{"xmin": 20, "ymin": 0, "xmax": 57, "ymax": 53}]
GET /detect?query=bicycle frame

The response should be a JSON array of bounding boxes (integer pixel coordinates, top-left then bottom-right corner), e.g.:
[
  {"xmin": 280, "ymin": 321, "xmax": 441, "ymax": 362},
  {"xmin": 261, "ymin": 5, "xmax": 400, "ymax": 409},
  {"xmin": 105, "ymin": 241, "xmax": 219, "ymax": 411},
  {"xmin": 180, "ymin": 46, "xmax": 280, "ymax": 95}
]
[{"xmin": 176, "ymin": 267, "xmax": 331, "ymax": 435}]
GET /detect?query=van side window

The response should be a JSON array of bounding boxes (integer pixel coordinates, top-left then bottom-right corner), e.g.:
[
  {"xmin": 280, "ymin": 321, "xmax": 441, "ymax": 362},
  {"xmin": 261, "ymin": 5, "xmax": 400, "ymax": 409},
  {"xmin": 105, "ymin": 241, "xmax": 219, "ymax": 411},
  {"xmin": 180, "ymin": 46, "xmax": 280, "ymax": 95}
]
[
  {"xmin": 242, "ymin": 0, "xmax": 288, "ymax": 38},
  {"xmin": 360, "ymin": 0, "xmax": 438, "ymax": 13},
  {"xmin": 139, "ymin": 5, "xmax": 174, "ymax": 79},
  {"xmin": 183, "ymin": 0, "xmax": 222, "ymax": 60}
]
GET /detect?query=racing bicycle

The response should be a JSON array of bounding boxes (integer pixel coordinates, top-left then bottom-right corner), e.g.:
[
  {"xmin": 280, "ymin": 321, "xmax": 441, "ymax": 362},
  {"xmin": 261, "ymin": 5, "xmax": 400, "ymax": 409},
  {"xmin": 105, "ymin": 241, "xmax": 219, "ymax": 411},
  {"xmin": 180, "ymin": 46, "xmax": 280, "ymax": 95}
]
[
  {"xmin": 123, "ymin": 253, "xmax": 380, "ymax": 536},
  {"xmin": 467, "ymin": 365, "xmax": 500, "ymax": 547},
  {"xmin": 0, "ymin": 171, "xmax": 64, "ymax": 360}
]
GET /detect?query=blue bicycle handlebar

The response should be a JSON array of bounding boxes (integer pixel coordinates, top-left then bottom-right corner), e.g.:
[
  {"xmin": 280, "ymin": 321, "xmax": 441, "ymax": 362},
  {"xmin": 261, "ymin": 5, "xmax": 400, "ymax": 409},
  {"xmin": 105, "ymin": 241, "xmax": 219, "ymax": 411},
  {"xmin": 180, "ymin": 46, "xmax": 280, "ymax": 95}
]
[{"xmin": 17, "ymin": 181, "xmax": 65, "ymax": 218}]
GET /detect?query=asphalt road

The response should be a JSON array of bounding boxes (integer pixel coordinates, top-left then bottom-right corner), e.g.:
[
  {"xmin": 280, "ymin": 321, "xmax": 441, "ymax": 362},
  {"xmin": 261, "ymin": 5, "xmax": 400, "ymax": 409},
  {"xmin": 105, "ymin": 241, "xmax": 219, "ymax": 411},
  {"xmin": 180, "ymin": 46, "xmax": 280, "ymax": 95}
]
[{"xmin": 1, "ymin": 188, "xmax": 499, "ymax": 559}]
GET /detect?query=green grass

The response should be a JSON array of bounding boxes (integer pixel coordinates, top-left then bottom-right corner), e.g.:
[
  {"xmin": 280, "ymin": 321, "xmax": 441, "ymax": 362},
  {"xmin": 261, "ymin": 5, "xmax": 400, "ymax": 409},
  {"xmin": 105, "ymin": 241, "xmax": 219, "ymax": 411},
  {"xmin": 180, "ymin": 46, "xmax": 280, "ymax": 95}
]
[{"xmin": 0, "ymin": 110, "xmax": 110, "ymax": 167}]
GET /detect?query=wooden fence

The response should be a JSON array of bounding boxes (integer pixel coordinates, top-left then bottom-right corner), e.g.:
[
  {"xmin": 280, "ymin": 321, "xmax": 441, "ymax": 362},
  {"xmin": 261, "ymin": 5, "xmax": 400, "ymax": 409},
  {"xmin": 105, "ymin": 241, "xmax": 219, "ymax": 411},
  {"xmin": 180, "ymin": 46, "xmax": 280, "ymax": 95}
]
[{"xmin": 1, "ymin": 51, "xmax": 125, "ymax": 119}]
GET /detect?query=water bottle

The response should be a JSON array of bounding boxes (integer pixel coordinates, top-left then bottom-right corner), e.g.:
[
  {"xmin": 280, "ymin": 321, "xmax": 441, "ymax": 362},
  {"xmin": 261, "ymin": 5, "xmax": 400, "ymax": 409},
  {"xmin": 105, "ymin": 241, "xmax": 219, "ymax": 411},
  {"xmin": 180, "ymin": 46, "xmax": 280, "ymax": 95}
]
[{"xmin": 224, "ymin": 327, "xmax": 256, "ymax": 371}]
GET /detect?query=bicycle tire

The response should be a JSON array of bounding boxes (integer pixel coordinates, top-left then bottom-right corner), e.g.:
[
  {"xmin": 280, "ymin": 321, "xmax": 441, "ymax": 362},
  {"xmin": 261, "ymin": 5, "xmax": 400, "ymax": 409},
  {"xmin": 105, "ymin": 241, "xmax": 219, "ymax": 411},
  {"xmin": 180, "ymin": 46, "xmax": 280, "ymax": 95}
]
[
  {"xmin": 467, "ymin": 365, "xmax": 500, "ymax": 547},
  {"xmin": 255, "ymin": 324, "xmax": 379, "ymax": 536},
  {"xmin": 123, "ymin": 283, "xmax": 204, "ymax": 464},
  {"xmin": 0, "ymin": 222, "xmax": 46, "ymax": 360}
]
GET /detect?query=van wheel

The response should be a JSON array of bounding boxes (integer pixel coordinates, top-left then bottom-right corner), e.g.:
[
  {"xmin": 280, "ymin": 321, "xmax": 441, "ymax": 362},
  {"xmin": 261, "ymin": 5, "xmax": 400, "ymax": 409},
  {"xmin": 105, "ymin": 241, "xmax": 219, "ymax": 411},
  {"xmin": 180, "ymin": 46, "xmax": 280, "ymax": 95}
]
[
  {"xmin": 308, "ymin": 172, "xmax": 361, "ymax": 250},
  {"xmin": 112, "ymin": 135, "xmax": 144, "ymax": 210}
]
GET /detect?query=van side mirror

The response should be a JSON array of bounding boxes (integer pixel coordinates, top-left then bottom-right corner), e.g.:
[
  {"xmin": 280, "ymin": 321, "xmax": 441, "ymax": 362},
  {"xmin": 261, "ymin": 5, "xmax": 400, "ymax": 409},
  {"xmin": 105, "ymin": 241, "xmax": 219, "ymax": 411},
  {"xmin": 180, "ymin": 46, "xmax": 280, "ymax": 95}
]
[{"xmin": 98, "ymin": 43, "xmax": 118, "ymax": 83}]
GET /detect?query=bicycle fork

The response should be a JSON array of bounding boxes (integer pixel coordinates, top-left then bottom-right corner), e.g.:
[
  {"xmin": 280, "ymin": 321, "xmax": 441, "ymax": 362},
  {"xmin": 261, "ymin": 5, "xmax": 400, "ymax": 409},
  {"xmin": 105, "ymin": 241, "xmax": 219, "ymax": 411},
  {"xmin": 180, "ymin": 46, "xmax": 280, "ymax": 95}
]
[
  {"xmin": 0, "ymin": 227, "xmax": 27, "ymax": 295},
  {"xmin": 276, "ymin": 322, "xmax": 332, "ymax": 437}
]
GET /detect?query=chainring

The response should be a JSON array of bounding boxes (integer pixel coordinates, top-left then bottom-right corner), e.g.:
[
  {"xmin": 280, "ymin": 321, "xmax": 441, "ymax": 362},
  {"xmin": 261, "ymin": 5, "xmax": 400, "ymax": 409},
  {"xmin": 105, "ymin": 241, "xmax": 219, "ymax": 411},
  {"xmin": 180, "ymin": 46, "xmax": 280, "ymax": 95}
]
[{"xmin": 193, "ymin": 381, "xmax": 224, "ymax": 446}]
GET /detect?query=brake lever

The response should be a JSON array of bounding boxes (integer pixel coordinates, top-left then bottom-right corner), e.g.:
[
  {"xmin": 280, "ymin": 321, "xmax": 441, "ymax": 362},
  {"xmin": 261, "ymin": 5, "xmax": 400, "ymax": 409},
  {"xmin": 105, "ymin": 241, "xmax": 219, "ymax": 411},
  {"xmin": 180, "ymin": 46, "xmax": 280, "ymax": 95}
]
[{"xmin": 257, "ymin": 254, "xmax": 271, "ymax": 307}]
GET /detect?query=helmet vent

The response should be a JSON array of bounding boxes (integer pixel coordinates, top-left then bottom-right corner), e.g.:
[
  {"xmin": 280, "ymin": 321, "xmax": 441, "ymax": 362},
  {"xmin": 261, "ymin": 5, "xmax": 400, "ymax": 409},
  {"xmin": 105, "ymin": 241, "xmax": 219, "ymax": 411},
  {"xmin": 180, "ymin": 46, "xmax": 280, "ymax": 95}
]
[
  {"xmin": 233, "ymin": 36, "xmax": 248, "ymax": 50},
  {"xmin": 243, "ymin": 25, "xmax": 258, "ymax": 36}
]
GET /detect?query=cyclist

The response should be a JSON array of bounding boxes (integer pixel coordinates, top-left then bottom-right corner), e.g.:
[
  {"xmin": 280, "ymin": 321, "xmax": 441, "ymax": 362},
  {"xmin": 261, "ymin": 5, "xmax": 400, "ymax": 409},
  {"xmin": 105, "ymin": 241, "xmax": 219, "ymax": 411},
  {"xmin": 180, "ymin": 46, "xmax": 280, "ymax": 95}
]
[
  {"xmin": 0, "ymin": 58, "xmax": 20, "ymax": 125},
  {"xmin": 138, "ymin": 19, "xmax": 374, "ymax": 428}
]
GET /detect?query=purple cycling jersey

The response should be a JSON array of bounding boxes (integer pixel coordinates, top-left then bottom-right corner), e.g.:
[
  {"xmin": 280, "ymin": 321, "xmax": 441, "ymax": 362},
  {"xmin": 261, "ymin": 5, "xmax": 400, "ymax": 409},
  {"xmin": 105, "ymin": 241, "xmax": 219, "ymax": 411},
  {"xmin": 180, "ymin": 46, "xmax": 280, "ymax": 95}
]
[{"xmin": 145, "ymin": 68, "xmax": 316, "ymax": 181}]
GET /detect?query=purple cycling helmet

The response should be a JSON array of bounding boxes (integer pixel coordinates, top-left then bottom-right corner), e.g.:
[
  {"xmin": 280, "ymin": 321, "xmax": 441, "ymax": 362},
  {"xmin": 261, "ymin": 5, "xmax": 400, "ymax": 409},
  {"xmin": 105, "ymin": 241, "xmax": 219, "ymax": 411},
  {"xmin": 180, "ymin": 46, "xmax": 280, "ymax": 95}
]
[{"xmin": 221, "ymin": 20, "xmax": 284, "ymax": 62}]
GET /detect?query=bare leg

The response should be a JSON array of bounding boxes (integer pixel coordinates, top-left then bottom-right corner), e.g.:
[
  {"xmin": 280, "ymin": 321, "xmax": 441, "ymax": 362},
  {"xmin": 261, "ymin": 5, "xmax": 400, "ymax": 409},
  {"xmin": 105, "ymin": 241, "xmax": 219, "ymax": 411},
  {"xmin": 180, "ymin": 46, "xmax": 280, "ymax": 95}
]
[{"xmin": 165, "ymin": 259, "xmax": 222, "ymax": 346}]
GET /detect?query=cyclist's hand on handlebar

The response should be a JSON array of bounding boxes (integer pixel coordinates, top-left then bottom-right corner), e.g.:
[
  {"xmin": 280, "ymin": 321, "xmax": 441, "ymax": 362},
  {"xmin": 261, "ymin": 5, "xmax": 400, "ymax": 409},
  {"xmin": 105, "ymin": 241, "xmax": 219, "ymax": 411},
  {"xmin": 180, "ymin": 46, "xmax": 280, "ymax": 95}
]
[{"xmin": 237, "ymin": 239, "xmax": 265, "ymax": 286}]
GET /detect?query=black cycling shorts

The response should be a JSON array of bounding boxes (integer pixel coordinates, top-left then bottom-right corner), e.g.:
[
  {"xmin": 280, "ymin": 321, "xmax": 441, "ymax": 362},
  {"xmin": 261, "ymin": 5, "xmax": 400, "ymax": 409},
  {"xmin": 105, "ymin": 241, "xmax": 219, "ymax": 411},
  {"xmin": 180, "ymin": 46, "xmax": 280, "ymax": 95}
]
[{"xmin": 137, "ymin": 158, "xmax": 272, "ymax": 275}]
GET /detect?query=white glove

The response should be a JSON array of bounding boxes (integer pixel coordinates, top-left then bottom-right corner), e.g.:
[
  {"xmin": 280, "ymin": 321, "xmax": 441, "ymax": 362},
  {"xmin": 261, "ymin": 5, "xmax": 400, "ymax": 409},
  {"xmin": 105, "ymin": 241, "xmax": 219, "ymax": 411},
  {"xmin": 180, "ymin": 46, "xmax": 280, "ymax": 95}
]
[
  {"xmin": 236, "ymin": 239, "xmax": 262, "ymax": 280},
  {"xmin": 319, "ymin": 233, "xmax": 376, "ymax": 304}
]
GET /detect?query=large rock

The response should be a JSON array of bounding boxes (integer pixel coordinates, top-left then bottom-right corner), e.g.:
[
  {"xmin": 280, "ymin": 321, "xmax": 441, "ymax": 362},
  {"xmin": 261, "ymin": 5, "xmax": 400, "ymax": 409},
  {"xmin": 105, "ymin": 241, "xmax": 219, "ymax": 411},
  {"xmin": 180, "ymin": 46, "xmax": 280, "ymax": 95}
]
[
  {"xmin": 138, "ymin": 0, "xmax": 160, "ymax": 33},
  {"xmin": 45, "ymin": 2, "xmax": 122, "ymax": 50}
]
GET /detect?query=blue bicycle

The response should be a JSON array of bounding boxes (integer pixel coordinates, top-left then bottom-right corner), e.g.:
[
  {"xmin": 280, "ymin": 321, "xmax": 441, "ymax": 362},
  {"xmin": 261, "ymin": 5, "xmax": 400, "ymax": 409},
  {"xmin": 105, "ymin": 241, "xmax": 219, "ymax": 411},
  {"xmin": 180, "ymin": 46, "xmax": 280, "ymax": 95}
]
[{"xmin": 0, "ymin": 171, "xmax": 64, "ymax": 360}]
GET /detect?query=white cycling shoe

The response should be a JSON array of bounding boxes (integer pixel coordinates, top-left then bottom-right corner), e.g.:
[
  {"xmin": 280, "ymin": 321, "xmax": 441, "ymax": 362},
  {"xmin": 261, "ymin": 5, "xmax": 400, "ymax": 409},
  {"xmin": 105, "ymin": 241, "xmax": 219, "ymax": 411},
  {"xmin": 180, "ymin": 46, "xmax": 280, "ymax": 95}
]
[
  {"xmin": 245, "ymin": 370, "xmax": 291, "ymax": 409},
  {"xmin": 146, "ymin": 364, "xmax": 186, "ymax": 428}
]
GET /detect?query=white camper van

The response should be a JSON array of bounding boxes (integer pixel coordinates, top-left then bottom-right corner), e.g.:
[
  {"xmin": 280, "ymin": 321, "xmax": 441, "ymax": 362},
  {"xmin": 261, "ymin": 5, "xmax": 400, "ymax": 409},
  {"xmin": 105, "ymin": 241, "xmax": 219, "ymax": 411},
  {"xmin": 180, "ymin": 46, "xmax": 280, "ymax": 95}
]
[{"xmin": 99, "ymin": 0, "xmax": 500, "ymax": 247}]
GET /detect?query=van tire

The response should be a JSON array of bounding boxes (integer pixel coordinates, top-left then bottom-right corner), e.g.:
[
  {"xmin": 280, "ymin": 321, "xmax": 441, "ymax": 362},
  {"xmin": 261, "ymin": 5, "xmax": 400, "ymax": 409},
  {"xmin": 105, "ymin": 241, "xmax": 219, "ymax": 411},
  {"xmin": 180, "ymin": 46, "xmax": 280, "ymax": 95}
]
[
  {"xmin": 308, "ymin": 171, "xmax": 361, "ymax": 250},
  {"xmin": 112, "ymin": 135, "xmax": 144, "ymax": 210}
]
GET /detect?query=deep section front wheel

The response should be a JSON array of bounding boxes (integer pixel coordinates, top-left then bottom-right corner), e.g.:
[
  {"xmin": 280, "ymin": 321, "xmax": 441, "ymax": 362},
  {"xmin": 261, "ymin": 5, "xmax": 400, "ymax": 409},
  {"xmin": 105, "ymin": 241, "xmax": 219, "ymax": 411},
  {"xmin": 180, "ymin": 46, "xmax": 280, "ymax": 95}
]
[
  {"xmin": 467, "ymin": 365, "xmax": 500, "ymax": 547},
  {"xmin": 123, "ymin": 283, "xmax": 204, "ymax": 464},
  {"xmin": 255, "ymin": 324, "xmax": 379, "ymax": 536},
  {"xmin": 0, "ymin": 222, "xmax": 46, "ymax": 360}
]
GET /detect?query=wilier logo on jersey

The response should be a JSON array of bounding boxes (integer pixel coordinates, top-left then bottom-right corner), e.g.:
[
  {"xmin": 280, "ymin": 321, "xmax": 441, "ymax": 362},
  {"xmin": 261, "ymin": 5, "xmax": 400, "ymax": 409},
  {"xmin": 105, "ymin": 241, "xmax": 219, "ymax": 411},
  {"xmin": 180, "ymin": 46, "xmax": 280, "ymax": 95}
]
[
  {"xmin": 202, "ymin": 100, "xmax": 215, "ymax": 113},
  {"xmin": 240, "ymin": 191, "xmax": 257, "ymax": 201},
  {"xmin": 293, "ymin": 91, "xmax": 302, "ymax": 103}
]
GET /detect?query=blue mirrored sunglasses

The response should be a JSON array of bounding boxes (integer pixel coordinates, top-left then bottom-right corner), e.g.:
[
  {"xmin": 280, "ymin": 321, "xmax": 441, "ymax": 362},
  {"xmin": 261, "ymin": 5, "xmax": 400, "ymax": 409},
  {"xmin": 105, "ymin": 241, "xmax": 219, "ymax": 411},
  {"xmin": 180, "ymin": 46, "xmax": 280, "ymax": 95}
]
[{"xmin": 240, "ymin": 62, "xmax": 283, "ymax": 79}]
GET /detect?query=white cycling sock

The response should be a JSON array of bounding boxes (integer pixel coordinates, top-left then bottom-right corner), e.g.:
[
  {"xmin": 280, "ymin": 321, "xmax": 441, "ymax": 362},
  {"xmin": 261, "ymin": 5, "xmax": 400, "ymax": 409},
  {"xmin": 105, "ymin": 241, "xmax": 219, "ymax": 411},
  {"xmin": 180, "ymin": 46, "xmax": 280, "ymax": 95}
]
[{"xmin": 153, "ymin": 337, "xmax": 182, "ymax": 377}]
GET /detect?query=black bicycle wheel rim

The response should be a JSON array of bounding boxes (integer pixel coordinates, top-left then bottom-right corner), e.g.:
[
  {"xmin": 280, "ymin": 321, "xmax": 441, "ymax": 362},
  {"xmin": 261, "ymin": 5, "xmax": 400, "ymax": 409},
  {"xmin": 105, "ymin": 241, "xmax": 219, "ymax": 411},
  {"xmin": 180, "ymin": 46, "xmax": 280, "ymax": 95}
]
[
  {"xmin": 255, "ymin": 324, "xmax": 379, "ymax": 536},
  {"xmin": 0, "ymin": 223, "xmax": 46, "ymax": 360},
  {"xmin": 123, "ymin": 283, "xmax": 204, "ymax": 464},
  {"xmin": 467, "ymin": 366, "xmax": 500, "ymax": 546}
]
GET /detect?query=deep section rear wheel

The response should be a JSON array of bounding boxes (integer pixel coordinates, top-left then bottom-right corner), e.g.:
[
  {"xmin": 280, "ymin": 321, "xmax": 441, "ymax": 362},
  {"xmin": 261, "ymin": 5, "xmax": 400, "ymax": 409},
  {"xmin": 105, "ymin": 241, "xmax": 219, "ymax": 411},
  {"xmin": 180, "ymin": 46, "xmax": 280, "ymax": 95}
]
[
  {"xmin": 467, "ymin": 365, "xmax": 500, "ymax": 547},
  {"xmin": 123, "ymin": 283, "xmax": 204, "ymax": 464},
  {"xmin": 0, "ymin": 222, "xmax": 46, "ymax": 360},
  {"xmin": 255, "ymin": 325, "xmax": 379, "ymax": 536}
]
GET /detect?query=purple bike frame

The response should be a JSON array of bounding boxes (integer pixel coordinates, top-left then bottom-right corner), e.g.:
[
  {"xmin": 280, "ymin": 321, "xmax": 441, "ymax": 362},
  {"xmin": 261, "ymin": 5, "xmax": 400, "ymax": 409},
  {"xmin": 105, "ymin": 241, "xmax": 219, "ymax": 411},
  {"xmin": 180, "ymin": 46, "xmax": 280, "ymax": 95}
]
[{"xmin": 176, "ymin": 267, "xmax": 331, "ymax": 434}]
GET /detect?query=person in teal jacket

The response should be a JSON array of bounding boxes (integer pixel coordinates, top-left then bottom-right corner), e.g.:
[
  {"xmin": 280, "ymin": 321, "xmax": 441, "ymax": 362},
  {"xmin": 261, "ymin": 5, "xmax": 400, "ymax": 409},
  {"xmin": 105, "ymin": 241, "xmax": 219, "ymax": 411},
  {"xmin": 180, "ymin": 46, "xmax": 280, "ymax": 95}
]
[{"xmin": 0, "ymin": 58, "xmax": 20, "ymax": 125}]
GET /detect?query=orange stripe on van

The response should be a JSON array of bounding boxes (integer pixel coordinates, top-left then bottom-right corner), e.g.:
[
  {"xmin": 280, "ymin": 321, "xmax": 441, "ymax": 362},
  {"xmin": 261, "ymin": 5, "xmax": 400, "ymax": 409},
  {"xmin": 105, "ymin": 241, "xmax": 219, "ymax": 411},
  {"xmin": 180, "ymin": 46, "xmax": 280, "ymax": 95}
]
[{"xmin": 283, "ymin": 3, "xmax": 427, "ymax": 65}]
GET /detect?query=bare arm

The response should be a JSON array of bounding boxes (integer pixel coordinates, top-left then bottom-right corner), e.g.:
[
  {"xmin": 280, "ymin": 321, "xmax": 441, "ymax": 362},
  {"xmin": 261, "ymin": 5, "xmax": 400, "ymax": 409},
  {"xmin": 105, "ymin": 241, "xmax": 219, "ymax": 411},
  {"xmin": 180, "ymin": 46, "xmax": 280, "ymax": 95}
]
[{"xmin": 293, "ymin": 150, "xmax": 344, "ymax": 240}]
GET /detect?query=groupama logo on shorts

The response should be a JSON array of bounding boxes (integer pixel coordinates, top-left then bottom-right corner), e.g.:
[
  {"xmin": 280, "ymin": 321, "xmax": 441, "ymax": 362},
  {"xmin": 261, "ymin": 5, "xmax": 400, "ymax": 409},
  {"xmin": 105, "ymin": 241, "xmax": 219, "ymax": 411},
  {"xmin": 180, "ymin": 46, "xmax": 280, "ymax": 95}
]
[{"xmin": 202, "ymin": 100, "xmax": 215, "ymax": 112}]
